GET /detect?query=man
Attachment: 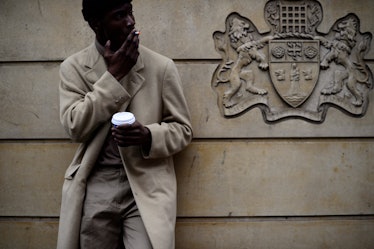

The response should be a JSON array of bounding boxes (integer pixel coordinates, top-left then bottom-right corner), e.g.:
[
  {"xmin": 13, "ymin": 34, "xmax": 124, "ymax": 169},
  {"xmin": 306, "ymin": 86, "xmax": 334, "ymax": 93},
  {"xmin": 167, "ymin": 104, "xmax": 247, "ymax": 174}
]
[{"xmin": 57, "ymin": 0, "xmax": 193, "ymax": 248}]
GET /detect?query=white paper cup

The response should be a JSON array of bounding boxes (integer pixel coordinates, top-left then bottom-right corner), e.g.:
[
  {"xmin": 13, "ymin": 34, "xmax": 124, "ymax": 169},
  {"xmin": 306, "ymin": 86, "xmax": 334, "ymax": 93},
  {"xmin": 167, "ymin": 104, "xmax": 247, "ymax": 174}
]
[{"xmin": 111, "ymin": 112, "xmax": 136, "ymax": 126}]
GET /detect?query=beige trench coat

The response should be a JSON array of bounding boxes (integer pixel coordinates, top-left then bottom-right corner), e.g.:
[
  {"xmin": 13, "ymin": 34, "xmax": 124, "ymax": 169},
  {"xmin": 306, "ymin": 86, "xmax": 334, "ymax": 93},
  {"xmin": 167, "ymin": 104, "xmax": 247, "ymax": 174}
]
[{"xmin": 57, "ymin": 43, "xmax": 192, "ymax": 249}]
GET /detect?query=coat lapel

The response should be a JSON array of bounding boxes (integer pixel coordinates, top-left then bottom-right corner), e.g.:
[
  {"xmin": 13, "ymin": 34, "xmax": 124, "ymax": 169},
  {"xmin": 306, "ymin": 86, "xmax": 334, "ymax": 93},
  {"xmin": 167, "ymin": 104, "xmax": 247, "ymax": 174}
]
[
  {"xmin": 81, "ymin": 43, "xmax": 106, "ymax": 85},
  {"xmin": 118, "ymin": 52, "xmax": 145, "ymax": 110}
]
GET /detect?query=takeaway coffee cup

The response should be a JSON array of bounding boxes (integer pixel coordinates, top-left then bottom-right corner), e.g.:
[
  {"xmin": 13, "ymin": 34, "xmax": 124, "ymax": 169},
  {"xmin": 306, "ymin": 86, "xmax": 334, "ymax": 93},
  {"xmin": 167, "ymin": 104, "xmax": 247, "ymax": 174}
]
[{"xmin": 111, "ymin": 112, "xmax": 136, "ymax": 126}]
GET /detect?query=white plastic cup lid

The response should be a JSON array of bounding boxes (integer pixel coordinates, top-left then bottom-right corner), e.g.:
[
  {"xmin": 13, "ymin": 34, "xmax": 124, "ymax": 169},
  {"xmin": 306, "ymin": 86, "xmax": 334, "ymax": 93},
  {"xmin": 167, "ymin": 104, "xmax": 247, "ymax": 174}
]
[{"xmin": 111, "ymin": 112, "xmax": 136, "ymax": 126}]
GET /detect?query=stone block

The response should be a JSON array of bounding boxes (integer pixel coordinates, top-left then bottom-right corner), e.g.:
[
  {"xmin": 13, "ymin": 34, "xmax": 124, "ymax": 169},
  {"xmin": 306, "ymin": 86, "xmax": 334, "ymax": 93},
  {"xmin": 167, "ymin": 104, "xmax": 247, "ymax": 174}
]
[
  {"xmin": 1, "ymin": 63, "xmax": 373, "ymax": 139},
  {"xmin": 0, "ymin": 0, "xmax": 373, "ymax": 61},
  {"xmin": 0, "ymin": 220, "xmax": 59, "ymax": 249},
  {"xmin": 0, "ymin": 0, "xmax": 93, "ymax": 61},
  {"xmin": 175, "ymin": 140, "xmax": 374, "ymax": 216},
  {"xmin": 0, "ymin": 143, "xmax": 77, "ymax": 216},
  {"xmin": 1, "ymin": 141, "xmax": 372, "ymax": 217},
  {"xmin": 1, "ymin": 218, "xmax": 373, "ymax": 249},
  {"xmin": 176, "ymin": 218, "xmax": 374, "ymax": 249},
  {"xmin": 179, "ymin": 63, "xmax": 374, "ymax": 138},
  {"xmin": 0, "ymin": 63, "xmax": 67, "ymax": 139}
]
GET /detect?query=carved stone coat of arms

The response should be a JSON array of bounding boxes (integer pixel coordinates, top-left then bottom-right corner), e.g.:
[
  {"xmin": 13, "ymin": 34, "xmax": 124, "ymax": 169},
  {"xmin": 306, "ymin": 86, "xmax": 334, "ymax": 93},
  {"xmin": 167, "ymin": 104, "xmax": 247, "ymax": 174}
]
[{"xmin": 212, "ymin": 0, "xmax": 373, "ymax": 122}]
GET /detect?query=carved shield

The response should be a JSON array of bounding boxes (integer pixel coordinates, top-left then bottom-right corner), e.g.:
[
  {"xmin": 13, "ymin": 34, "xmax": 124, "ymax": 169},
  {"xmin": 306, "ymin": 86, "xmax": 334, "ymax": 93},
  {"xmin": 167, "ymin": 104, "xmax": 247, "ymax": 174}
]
[
  {"xmin": 269, "ymin": 40, "xmax": 320, "ymax": 107},
  {"xmin": 212, "ymin": 0, "xmax": 373, "ymax": 122}
]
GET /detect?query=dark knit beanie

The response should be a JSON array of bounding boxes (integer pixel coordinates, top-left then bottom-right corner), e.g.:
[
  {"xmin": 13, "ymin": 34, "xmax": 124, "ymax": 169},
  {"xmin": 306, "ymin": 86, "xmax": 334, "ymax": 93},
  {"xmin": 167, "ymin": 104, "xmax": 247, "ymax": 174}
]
[{"xmin": 82, "ymin": 0, "xmax": 132, "ymax": 21}]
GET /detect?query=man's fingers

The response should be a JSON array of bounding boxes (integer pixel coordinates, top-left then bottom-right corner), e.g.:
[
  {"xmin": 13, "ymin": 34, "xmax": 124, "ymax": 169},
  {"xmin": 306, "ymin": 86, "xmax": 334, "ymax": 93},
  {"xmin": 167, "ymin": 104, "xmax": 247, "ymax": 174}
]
[
  {"xmin": 104, "ymin": 40, "xmax": 112, "ymax": 57},
  {"xmin": 118, "ymin": 30, "xmax": 134, "ymax": 51},
  {"xmin": 118, "ymin": 30, "xmax": 139, "ymax": 53}
]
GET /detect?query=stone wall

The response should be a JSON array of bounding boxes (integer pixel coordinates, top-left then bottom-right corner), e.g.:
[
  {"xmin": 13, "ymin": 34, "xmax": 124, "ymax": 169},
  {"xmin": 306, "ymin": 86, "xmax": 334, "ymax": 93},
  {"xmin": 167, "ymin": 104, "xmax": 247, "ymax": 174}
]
[{"xmin": 0, "ymin": 0, "xmax": 373, "ymax": 248}]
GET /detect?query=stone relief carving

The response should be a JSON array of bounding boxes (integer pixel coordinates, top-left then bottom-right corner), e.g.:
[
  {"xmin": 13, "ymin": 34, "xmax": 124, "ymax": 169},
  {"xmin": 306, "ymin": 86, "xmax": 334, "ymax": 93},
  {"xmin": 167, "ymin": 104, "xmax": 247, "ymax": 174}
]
[{"xmin": 212, "ymin": 0, "xmax": 373, "ymax": 122}]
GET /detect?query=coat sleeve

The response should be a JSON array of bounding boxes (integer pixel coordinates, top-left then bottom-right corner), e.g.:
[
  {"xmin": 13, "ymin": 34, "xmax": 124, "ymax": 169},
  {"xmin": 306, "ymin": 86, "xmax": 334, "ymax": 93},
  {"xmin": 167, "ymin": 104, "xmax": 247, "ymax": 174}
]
[
  {"xmin": 59, "ymin": 58, "xmax": 128, "ymax": 142},
  {"xmin": 145, "ymin": 60, "xmax": 193, "ymax": 158}
]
